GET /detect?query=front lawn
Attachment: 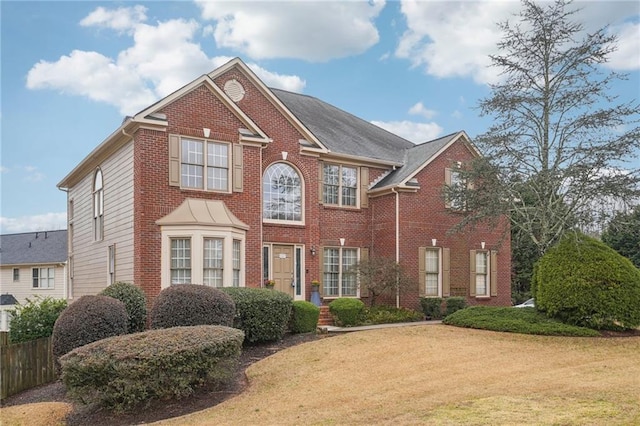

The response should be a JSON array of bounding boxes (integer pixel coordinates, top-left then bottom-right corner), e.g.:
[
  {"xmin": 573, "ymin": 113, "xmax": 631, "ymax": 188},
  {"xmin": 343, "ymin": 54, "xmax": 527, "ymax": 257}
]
[{"xmin": 443, "ymin": 306, "xmax": 600, "ymax": 337}]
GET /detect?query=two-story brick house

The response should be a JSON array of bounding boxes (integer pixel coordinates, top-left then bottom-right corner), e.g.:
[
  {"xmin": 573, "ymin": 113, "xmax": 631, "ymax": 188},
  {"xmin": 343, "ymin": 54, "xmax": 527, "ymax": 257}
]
[{"xmin": 57, "ymin": 58, "xmax": 511, "ymax": 311}]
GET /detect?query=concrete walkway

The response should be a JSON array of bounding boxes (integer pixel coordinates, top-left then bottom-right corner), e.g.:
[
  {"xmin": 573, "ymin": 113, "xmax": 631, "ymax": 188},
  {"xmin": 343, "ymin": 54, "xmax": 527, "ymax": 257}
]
[{"xmin": 319, "ymin": 320, "xmax": 443, "ymax": 334}]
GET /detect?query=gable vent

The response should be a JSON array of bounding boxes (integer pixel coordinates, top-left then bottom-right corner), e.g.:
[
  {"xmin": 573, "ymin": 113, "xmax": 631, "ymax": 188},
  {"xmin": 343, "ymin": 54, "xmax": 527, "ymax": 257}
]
[{"xmin": 224, "ymin": 79, "xmax": 245, "ymax": 102}]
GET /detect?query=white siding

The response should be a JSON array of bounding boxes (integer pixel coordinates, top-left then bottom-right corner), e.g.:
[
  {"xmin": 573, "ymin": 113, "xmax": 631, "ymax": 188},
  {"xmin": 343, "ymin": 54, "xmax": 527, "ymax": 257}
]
[
  {"xmin": 68, "ymin": 141, "xmax": 135, "ymax": 298},
  {"xmin": 0, "ymin": 264, "xmax": 67, "ymax": 304}
]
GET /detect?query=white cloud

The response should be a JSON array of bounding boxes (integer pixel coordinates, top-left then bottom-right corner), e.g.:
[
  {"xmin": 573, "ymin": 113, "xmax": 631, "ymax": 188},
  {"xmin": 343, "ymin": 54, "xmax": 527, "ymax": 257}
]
[
  {"xmin": 607, "ymin": 22, "xmax": 640, "ymax": 71},
  {"xmin": 23, "ymin": 166, "xmax": 45, "ymax": 182},
  {"xmin": 196, "ymin": 0, "xmax": 384, "ymax": 61},
  {"xmin": 0, "ymin": 166, "xmax": 9, "ymax": 173},
  {"xmin": 408, "ymin": 102, "xmax": 437, "ymax": 119},
  {"xmin": 396, "ymin": 0, "xmax": 640, "ymax": 85},
  {"xmin": 0, "ymin": 213, "xmax": 67, "ymax": 234},
  {"xmin": 26, "ymin": 6, "xmax": 306, "ymax": 115},
  {"xmin": 370, "ymin": 120, "xmax": 443, "ymax": 144},
  {"xmin": 79, "ymin": 5, "xmax": 147, "ymax": 32}
]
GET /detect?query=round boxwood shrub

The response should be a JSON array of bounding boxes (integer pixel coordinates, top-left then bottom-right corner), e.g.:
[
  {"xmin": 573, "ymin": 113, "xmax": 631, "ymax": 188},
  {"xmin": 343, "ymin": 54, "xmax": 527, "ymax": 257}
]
[
  {"xmin": 150, "ymin": 284, "xmax": 235, "ymax": 329},
  {"xmin": 532, "ymin": 232, "xmax": 640, "ymax": 330},
  {"xmin": 290, "ymin": 301, "xmax": 320, "ymax": 333},
  {"xmin": 52, "ymin": 295, "xmax": 128, "ymax": 359},
  {"xmin": 99, "ymin": 281, "xmax": 147, "ymax": 333},
  {"xmin": 329, "ymin": 298, "xmax": 365, "ymax": 327},
  {"xmin": 221, "ymin": 287, "xmax": 293, "ymax": 343}
]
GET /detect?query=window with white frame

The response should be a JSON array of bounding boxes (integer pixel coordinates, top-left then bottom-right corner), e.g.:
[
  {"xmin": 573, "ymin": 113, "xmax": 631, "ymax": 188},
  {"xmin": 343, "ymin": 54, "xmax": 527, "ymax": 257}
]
[
  {"xmin": 13, "ymin": 268, "xmax": 19, "ymax": 282},
  {"xmin": 323, "ymin": 164, "xmax": 357, "ymax": 207},
  {"xmin": 263, "ymin": 163, "xmax": 303, "ymax": 222},
  {"xmin": 93, "ymin": 168, "xmax": 104, "ymax": 241},
  {"xmin": 323, "ymin": 247, "xmax": 358, "ymax": 297},
  {"xmin": 32, "ymin": 267, "xmax": 54, "ymax": 289},
  {"xmin": 181, "ymin": 138, "xmax": 229, "ymax": 191},
  {"xmin": 232, "ymin": 239, "xmax": 241, "ymax": 287},
  {"xmin": 171, "ymin": 238, "xmax": 191, "ymax": 284},
  {"xmin": 424, "ymin": 248, "xmax": 440, "ymax": 297},
  {"xmin": 203, "ymin": 238, "xmax": 223, "ymax": 287},
  {"xmin": 108, "ymin": 244, "xmax": 116, "ymax": 284},
  {"xmin": 475, "ymin": 251, "xmax": 489, "ymax": 296}
]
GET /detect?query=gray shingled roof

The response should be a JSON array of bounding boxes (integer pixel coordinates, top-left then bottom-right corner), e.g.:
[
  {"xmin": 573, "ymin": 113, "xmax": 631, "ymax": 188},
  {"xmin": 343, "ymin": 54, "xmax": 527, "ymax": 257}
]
[
  {"xmin": 0, "ymin": 230, "xmax": 68, "ymax": 265},
  {"xmin": 271, "ymin": 88, "xmax": 414, "ymax": 163},
  {"xmin": 373, "ymin": 132, "xmax": 463, "ymax": 189}
]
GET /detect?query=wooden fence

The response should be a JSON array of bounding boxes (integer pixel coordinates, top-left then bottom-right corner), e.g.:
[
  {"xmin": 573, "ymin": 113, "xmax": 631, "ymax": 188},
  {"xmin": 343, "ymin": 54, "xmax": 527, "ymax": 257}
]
[{"xmin": 0, "ymin": 332, "xmax": 57, "ymax": 400}]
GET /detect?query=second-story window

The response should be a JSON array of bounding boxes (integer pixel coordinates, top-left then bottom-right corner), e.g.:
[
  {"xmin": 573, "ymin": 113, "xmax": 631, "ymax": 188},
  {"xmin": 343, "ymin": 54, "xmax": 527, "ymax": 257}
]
[
  {"xmin": 323, "ymin": 164, "xmax": 357, "ymax": 207},
  {"xmin": 263, "ymin": 163, "xmax": 303, "ymax": 222},
  {"xmin": 93, "ymin": 168, "xmax": 104, "ymax": 241},
  {"xmin": 181, "ymin": 138, "xmax": 229, "ymax": 191}
]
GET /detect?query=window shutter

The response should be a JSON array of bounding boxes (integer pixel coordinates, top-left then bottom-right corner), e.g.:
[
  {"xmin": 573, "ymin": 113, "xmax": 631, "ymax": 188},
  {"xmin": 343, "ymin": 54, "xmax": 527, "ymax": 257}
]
[
  {"xmin": 318, "ymin": 163, "xmax": 324, "ymax": 203},
  {"xmin": 359, "ymin": 247, "xmax": 369, "ymax": 298},
  {"xmin": 232, "ymin": 144, "xmax": 243, "ymax": 192},
  {"xmin": 360, "ymin": 167, "xmax": 369, "ymax": 208},
  {"xmin": 168, "ymin": 134, "xmax": 180, "ymax": 187},
  {"xmin": 469, "ymin": 249, "xmax": 477, "ymax": 297},
  {"xmin": 418, "ymin": 247, "xmax": 426, "ymax": 297},
  {"xmin": 318, "ymin": 247, "xmax": 324, "ymax": 297},
  {"xmin": 442, "ymin": 247, "xmax": 450, "ymax": 297},
  {"xmin": 444, "ymin": 168, "xmax": 452, "ymax": 209},
  {"xmin": 490, "ymin": 251, "xmax": 498, "ymax": 296}
]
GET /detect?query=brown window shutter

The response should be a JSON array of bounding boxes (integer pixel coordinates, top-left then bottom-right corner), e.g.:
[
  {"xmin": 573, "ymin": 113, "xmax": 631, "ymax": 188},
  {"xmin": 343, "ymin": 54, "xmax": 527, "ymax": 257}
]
[
  {"xmin": 360, "ymin": 167, "xmax": 369, "ymax": 208},
  {"xmin": 418, "ymin": 247, "xmax": 426, "ymax": 297},
  {"xmin": 490, "ymin": 251, "xmax": 498, "ymax": 296},
  {"xmin": 442, "ymin": 247, "xmax": 450, "ymax": 297},
  {"xmin": 318, "ymin": 247, "xmax": 324, "ymax": 297},
  {"xmin": 168, "ymin": 134, "xmax": 180, "ymax": 187},
  {"xmin": 232, "ymin": 144, "xmax": 243, "ymax": 192},
  {"xmin": 359, "ymin": 247, "xmax": 369, "ymax": 298},
  {"xmin": 469, "ymin": 249, "xmax": 477, "ymax": 297},
  {"xmin": 444, "ymin": 167, "xmax": 452, "ymax": 209},
  {"xmin": 318, "ymin": 163, "xmax": 324, "ymax": 203}
]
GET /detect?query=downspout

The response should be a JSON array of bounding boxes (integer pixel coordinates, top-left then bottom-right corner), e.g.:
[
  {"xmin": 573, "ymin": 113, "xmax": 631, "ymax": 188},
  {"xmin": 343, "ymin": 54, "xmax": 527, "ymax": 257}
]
[
  {"xmin": 57, "ymin": 187, "xmax": 70, "ymax": 300},
  {"xmin": 391, "ymin": 187, "xmax": 400, "ymax": 308}
]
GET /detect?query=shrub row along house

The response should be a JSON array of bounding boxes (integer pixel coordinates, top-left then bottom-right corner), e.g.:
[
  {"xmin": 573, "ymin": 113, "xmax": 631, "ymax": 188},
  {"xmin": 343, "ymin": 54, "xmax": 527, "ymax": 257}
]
[{"xmin": 57, "ymin": 58, "xmax": 511, "ymax": 311}]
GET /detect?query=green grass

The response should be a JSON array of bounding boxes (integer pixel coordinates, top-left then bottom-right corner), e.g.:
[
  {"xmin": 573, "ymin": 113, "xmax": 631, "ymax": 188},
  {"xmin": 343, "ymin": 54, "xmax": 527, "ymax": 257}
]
[{"xmin": 443, "ymin": 306, "xmax": 600, "ymax": 337}]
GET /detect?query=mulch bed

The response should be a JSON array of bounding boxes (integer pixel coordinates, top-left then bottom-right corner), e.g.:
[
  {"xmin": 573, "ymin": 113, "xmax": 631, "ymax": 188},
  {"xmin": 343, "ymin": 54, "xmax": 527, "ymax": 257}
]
[{"xmin": 1, "ymin": 332, "xmax": 329, "ymax": 426}]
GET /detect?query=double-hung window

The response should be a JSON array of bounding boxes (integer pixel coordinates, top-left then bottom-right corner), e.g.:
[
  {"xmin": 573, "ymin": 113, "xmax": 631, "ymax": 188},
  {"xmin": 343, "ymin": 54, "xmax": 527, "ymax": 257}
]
[
  {"xmin": 32, "ymin": 267, "xmax": 54, "ymax": 289},
  {"xmin": 181, "ymin": 138, "xmax": 229, "ymax": 191},
  {"xmin": 323, "ymin": 164, "xmax": 357, "ymax": 207},
  {"xmin": 232, "ymin": 239, "xmax": 241, "ymax": 287},
  {"xmin": 322, "ymin": 247, "xmax": 358, "ymax": 297},
  {"xmin": 425, "ymin": 249, "xmax": 440, "ymax": 297},
  {"xmin": 475, "ymin": 251, "xmax": 489, "ymax": 296},
  {"xmin": 171, "ymin": 238, "xmax": 191, "ymax": 284},
  {"xmin": 93, "ymin": 168, "xmax": 104, "ymax": 241},
  {"xmin": 419, "ymin": 246, "xmax": 450, "ymax": 298},
  {"xmin": 203, "ymin": 238, "xmax": 223, "ymax": 287}
]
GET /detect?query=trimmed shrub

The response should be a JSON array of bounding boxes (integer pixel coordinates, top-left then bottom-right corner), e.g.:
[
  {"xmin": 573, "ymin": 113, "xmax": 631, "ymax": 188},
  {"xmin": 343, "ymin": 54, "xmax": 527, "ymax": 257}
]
[
  {"xmin": 445, "ymin": 297, "xmax": 467, "ymax": 317},
  {"xmin": 290, "ymin": 301, "xmax": 320, "ymax": 333},
  {"xmin": 329, "ymin": 298, "xmax": 365, "ymax": 327},
  {"xmin": 100, "ymin": 281, "xmax": 147, "ymax": 333},
  {"xmin": 532, "ymin": 232, "xmax": 640, "ymax": 330},
  {"xmin": 150, "ymin": 284, "xmax": 235, "ymax": 329},
  {"xmin": 443, "ymin": 306, "xmax": 600, "ymax": 337},
  {"xmin": 52, "ymin": 295, "xmax": 128, "ymax": 359},
  {"xmin": 419, "ymin": 297, "xmax": 443, "ymax": 320},
  {"xmin": 221, "ymin": 287, "xmax": 293, "ymax": 343},
  {"xmin": 364, "ymin": 305, "xmax": 424, "ymax": 324},
  {"xmin": 8, "ymin": 296, "xmax": 67, "ymax": 344},
  {"xmin": 60, "ymin": 325, "xmax": 244, "ymax": 412}
]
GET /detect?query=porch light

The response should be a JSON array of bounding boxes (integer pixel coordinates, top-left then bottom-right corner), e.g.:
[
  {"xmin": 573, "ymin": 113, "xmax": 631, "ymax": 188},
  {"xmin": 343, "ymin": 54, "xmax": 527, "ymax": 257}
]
[{"xmin": 310, "ymin": 245, "xmax": 317, "ymax": 256}]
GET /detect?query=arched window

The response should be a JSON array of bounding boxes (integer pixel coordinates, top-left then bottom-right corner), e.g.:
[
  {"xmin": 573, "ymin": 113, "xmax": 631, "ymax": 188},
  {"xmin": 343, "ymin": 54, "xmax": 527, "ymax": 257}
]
[
  {"xmin": 263, "ymin": 163, "xmax": 303, "ymax": 222},
  {"xmin": 93, "ymin": 168, "xmax": 104, "ymax": 241}
]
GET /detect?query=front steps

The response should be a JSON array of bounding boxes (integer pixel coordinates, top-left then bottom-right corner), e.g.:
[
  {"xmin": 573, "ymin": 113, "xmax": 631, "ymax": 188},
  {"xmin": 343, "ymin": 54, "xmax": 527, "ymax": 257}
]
[{"xmin": 318, "ymin": 305, "xmax": 333, "ymax": 326}]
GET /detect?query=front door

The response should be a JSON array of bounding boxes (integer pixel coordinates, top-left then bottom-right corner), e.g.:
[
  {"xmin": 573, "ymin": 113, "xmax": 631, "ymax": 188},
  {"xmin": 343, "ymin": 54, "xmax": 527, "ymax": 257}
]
[{"xmin": 273, "ymin": 245, "xmax": 294, "ymax": 296}]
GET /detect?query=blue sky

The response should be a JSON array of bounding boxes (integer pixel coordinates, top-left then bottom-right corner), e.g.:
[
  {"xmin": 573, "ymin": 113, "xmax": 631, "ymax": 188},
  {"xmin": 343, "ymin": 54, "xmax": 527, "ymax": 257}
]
[{"xmin": 1, "ymin": 0, "xmax": 639, "ymax": 233}]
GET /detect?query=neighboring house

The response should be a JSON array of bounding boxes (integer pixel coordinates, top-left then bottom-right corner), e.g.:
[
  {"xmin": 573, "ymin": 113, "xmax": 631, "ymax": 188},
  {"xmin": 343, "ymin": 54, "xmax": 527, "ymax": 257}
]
[
  {"xmin": 0, "ymin": 230, "xmax": 68, "ymax": 330},
  {"xmin": 57, "ymin": 58, "xmax": 511, "ymax": 311}
]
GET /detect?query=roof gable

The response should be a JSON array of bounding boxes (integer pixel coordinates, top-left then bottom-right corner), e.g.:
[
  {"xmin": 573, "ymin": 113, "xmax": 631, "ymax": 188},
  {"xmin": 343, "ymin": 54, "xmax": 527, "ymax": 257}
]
[
  {"xmin": 371, "ymin": 131, "xmax": 478, "ymax": 190},
  {"xmin": 0, "ymin": 230, "xmax": 68, "ymax": 265}
]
